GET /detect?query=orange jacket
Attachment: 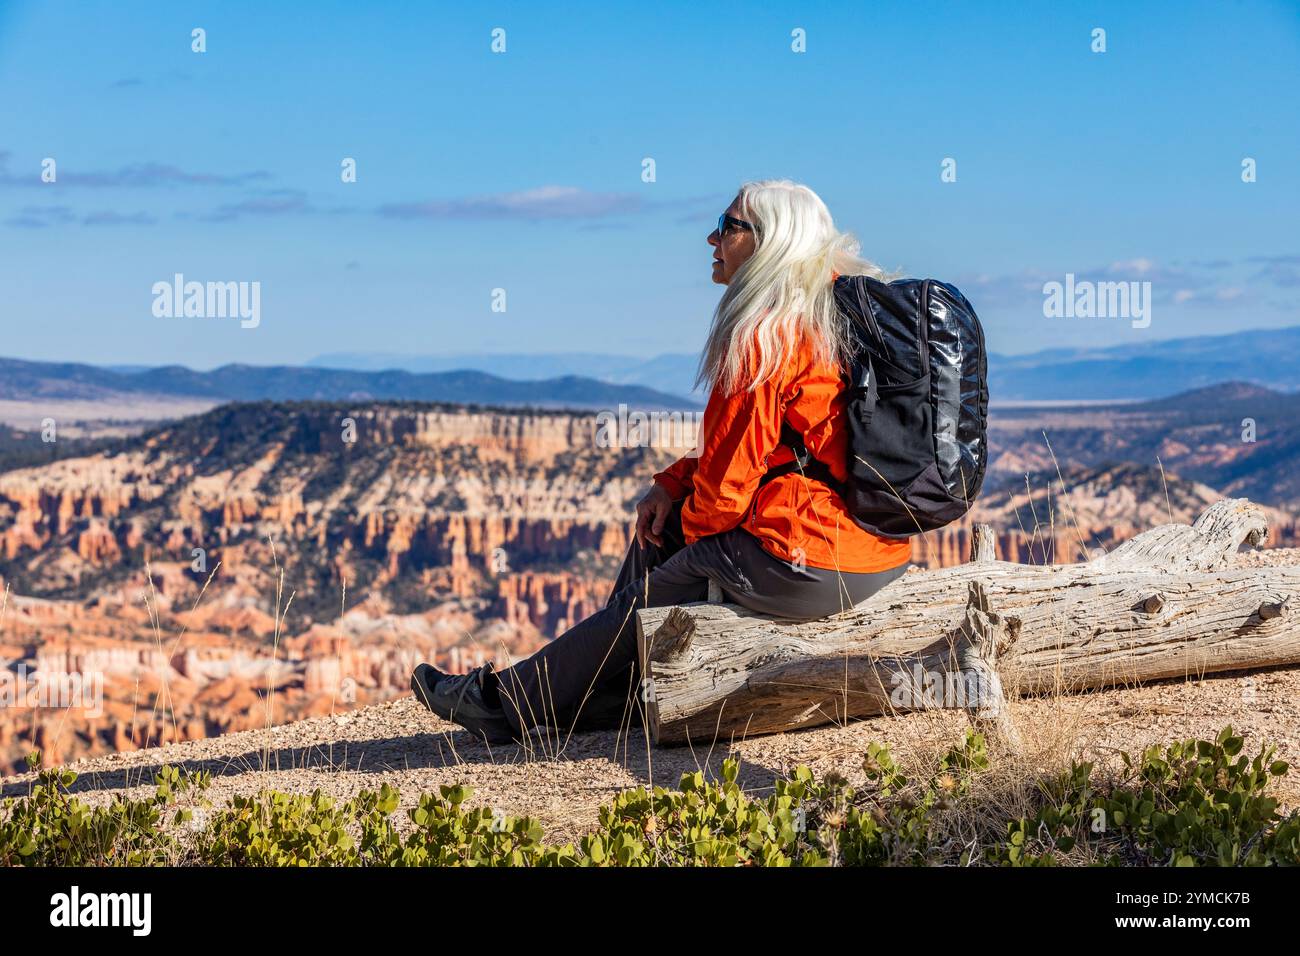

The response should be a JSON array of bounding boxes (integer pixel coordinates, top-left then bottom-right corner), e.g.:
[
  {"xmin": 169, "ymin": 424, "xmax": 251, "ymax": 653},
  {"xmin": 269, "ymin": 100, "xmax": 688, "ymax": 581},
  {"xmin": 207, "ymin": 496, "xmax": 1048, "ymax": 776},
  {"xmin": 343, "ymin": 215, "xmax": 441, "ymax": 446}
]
[{"xmin": 653, "ymin": 333, "xmax": 912, "ymax": 574}]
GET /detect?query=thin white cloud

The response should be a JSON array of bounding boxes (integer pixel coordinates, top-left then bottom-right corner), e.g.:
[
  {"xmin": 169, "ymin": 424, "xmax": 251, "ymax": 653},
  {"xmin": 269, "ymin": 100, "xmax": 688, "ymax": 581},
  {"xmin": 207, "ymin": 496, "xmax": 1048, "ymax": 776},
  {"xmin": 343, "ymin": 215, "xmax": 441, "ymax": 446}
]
[
  {"xmin": 378, "ymin": 185, "xmax": 643, "ymax": 221},
  {"xmin": 0, "ymin": 150, "xmax": 271, "ymax": 188},
  {"xmin": 6, "ymin": 204, "xmax": 155, "ymax": 228}
]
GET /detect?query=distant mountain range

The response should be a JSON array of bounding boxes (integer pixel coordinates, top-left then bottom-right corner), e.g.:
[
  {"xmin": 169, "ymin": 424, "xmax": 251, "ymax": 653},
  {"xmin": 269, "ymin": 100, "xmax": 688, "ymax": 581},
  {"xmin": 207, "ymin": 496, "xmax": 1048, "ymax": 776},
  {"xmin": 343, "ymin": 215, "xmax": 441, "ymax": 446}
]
[
  {"xmin": 988, "ymin": 325, "xmax": 1300, "ymax": 401},
  {"xmin": 312, "ymin": 323, "xmax": 1300, "ymax": 402},
  {"xmin": 308, "ymin": 350, "xmax": 709, "ymax": 400},
  {"xmin": 0, "ymin": 356, "xmax": 697, "ymax": 411},
  {"xmin": 4, "ymin": 323, "xmax": 1295, "ymax": 417}
]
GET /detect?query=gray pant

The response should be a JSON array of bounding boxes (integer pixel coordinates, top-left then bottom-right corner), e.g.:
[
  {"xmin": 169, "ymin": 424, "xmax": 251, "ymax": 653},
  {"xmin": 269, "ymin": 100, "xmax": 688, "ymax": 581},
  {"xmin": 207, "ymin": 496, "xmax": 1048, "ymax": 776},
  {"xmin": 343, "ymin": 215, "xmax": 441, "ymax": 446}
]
[{"xmin": 493, "ymin": 500, "xmax": 910, "ymax": 737}]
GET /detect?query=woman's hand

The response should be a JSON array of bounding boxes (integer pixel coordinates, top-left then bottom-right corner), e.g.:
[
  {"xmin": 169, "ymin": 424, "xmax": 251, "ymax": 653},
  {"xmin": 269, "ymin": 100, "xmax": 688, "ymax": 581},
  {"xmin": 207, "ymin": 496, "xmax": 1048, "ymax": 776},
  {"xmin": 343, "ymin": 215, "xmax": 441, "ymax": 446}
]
[{"xmin": 635, "ymin": 483, "xmax": 674, "ymax": 549}]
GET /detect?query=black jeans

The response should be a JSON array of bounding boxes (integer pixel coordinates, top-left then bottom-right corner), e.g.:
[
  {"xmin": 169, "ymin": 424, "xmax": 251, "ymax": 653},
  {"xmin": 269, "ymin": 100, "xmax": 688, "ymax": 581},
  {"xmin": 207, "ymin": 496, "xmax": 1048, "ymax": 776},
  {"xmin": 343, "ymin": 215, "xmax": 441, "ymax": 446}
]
[{"xmin": 492, "ymin": 500, "xmax": 910, "ymax": 737}]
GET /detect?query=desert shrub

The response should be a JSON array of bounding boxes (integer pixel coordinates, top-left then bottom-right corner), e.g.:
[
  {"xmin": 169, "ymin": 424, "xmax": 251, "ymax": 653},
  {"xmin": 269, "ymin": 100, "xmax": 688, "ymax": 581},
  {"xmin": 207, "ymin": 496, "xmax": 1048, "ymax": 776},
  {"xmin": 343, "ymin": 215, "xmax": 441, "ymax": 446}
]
[
  {"xmin": 994, "ymin": 727, "xmax": 1300, "ymax": 867},
  {"xmin": 199, "ymin": 782, "xmax": 554, "ymax": 867},
  {"xmin": 834, "ymin": 731, "xmax": 991, "ymax": 865},
  {"xmin": 569, "ymin": 759, "xmax": 826, "ymax": 867},
  {"xmin": 0, "ymin": 754, "xmax": 210, "ymax": 866},
  {"xmin": 5, "ymin": 727, "xmax": 1298, "ymax": 867},
  {"xmin": 378, "ymin": 784, "xmax": 554, "ymax": 866},
  {"xmin": 201, "ymin": 789, "xmax": 367, "ymax": 866},
  {"xmin": 552, "ymin": 732, "xmax": 991, "ymax": 867}
]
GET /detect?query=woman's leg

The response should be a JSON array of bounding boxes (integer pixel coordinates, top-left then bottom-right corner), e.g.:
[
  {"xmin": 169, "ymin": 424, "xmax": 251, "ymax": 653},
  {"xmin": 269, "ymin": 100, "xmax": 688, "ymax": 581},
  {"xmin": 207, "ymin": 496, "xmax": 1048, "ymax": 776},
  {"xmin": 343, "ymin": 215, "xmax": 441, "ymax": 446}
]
[
  {"xmin": 492, "ymin": 518, "xmax": 911, "ymax": 738},
  {"xmin": 601, "ymin": 497, "xmax": 690, "ymax": 606},
  {"xmin": 492, "ymin": 526, "xmax": 757, "ymax": 737},
  {"xmin": 721, "ymin": 529, "xmax": 912, "ymax": 621}
]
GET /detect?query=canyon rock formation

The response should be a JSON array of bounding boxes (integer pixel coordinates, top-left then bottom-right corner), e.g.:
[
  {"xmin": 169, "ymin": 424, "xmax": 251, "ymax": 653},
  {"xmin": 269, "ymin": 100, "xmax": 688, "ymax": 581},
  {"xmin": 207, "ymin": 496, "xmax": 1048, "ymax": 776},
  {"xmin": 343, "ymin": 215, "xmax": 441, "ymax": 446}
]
[{"xmin": 0, "ymin": 398, "xmax": 1295, "ymax": 772}]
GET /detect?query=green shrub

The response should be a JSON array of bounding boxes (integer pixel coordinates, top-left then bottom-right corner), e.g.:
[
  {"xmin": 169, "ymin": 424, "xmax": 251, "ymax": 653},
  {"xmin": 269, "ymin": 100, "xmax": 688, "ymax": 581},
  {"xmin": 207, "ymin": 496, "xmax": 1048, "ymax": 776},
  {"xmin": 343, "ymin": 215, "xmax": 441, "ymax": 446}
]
[
  {"xmin": 993, "ymin": 727, "xmax": 1300, "ymax": 867},
  {"xmin": 202, "ymin": 789, "xmax": 366, "ymax": 866},
  {"xmin": 4, "ymin": 727, "xmax": 1298, "ymax": 867},
  {"xmin": 382, "ymin": 784, "xmax": 553, "ymax": 867},
  {"xmin": 571, "ymin": 760, "xmax": 828, "ymax": 867},
  {"xmin": 199, "ymin": 782, "xmax": 555, "ymax": 867},
  {"xmin": 0, "ymin": 754, "xmax": 210, "ymax": 866}
]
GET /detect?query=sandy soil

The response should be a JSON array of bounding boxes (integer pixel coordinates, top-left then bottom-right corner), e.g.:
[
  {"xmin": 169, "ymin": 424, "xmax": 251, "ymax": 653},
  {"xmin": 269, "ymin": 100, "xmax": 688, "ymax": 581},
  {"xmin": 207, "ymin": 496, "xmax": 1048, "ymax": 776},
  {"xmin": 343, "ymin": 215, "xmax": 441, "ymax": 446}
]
[{"xmin": 5, "ymin": 548, "xmax": 1299, "ymax": 845}]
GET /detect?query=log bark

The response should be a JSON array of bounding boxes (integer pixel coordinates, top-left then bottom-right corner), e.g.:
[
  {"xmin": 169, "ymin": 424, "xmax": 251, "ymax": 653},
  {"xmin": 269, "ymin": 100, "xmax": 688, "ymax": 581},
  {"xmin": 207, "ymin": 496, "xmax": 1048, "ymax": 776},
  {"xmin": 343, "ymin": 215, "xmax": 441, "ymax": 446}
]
[{"xmin": 636, "ymin": 498, "xmax": 1298, "ymax": 746}]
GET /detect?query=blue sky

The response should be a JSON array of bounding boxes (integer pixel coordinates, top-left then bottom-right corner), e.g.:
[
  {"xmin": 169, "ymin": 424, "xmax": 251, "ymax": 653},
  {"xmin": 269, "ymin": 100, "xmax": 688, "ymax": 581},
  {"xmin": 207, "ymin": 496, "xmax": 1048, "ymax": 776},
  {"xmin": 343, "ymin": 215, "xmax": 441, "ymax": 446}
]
[{"xmin": 0, "ymin": 0, "xmax": 1297, "ymax": 369}]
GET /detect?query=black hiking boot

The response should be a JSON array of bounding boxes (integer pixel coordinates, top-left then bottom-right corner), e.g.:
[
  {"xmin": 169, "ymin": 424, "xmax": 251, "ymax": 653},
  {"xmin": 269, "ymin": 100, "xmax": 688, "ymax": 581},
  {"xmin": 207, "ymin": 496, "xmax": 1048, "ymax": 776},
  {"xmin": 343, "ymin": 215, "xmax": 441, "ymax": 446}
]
[{"xmin": 410, "ymin": 661, "xmax": 517, "ymax": 745}]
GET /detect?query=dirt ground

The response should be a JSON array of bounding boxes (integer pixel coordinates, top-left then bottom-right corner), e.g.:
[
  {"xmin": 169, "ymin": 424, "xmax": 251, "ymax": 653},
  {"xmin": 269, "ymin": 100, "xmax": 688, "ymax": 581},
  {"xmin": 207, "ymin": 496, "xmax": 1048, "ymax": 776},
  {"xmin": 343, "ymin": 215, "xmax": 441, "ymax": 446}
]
[{"xmin": 6, "ymin": 548, "xmax": 1299, "ymax": 845}]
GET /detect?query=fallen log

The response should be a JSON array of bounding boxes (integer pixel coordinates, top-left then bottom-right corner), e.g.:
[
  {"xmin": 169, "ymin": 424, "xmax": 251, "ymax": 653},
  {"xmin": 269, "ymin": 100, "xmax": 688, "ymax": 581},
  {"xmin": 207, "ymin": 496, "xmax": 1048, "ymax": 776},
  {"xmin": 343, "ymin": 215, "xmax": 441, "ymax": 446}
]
[{"xmin": 635, "ymin": 498, "xmax": 1299, "ymax": 746}]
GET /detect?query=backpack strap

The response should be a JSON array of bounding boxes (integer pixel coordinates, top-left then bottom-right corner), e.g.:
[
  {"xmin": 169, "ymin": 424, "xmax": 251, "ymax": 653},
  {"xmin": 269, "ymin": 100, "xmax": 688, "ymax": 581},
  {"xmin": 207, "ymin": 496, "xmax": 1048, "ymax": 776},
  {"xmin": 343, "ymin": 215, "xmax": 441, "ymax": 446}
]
[
  {"xmin": 759, "ymin": 421, "xmax": 845, "ymax": 493},
  {"xmin": 758, "ymin": 349, "xmax": 877, "ymax": 497}
]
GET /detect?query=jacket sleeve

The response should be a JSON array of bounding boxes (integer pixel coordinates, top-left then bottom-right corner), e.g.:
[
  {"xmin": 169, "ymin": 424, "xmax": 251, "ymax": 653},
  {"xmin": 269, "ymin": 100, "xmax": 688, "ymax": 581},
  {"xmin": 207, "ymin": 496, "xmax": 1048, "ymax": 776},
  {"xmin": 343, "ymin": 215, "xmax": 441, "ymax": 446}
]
[
  {"xmin": 652, "ymin": 455, "xmax": 698, "ymax": 500},
  {"xmin": 679, "ymin": 370, "xmax": 788, "ymax": 542}
]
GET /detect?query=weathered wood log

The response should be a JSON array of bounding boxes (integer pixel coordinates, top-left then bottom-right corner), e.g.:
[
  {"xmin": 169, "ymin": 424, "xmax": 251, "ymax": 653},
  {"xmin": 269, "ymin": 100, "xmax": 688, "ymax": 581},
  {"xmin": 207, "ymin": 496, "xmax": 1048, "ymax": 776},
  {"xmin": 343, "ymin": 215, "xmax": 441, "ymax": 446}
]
[
  {"xmin": 969, "ymin": 523, "xmax": 997, "ymax": 563},
  {"xmin": 636, "ymin": 498, "xmax": 1298, "ymax": 746}
]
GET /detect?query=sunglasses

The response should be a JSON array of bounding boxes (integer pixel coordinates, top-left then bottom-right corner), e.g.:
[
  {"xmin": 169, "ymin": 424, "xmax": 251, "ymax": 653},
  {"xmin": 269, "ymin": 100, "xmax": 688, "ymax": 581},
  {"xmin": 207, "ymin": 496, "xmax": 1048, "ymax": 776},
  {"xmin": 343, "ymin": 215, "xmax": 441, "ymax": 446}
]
[{"xmin": 716, "ymin": 213, "xmax": 754, "ymax": 238}]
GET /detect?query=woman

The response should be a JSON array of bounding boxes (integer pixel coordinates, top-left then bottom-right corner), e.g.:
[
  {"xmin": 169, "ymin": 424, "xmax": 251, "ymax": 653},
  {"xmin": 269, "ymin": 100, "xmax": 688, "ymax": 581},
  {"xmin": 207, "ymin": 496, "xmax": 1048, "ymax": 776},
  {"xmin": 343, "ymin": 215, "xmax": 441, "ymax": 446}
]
[{"xmin": 411, "ymin": 179, "xmax": 913, "ymax": 744}]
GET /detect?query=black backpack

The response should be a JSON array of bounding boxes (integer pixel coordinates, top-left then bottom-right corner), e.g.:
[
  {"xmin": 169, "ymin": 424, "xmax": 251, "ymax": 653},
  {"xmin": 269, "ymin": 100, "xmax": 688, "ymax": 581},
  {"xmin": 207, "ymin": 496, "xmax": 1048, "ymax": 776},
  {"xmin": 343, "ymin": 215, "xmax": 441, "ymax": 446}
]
[{"xmin": 762, "ymin": 275, "xmax": 989, "ymax": 539}]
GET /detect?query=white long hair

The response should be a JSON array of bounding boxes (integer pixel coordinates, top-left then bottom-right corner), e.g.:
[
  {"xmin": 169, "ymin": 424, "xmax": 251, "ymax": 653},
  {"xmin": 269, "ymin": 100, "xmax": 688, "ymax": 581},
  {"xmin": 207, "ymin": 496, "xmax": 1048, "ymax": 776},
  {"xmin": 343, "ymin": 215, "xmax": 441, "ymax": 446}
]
[{"xmin": 697, "ymin": 179, "xmax": 894, "ymax": 395}]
